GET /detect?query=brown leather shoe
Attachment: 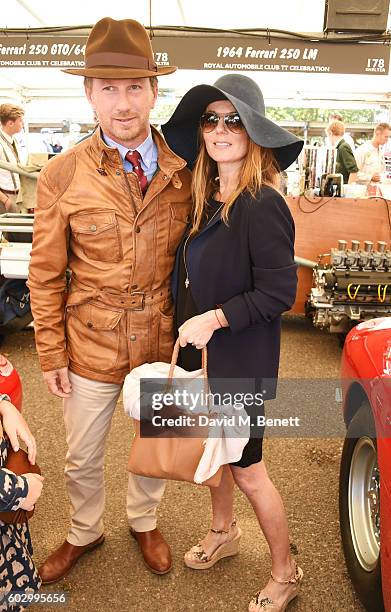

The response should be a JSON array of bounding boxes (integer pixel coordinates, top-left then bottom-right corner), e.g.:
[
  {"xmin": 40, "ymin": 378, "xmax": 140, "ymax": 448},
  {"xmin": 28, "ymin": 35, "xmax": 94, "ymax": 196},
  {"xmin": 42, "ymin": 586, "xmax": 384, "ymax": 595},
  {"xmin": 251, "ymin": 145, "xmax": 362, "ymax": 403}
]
[
  {"xmin": 38, "ymin": 534, "xmax": 105, "ymax": 584},
  {"xmin": 130, "ymin": 527, "xmax": 172, "ymax": 574}
]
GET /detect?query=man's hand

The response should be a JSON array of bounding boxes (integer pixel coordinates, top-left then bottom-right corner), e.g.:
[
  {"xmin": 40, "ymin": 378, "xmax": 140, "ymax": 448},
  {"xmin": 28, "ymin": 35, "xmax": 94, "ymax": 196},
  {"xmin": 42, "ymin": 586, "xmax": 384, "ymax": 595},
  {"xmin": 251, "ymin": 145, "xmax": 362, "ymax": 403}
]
[
  {"xmin": 0, "ymin": 400, "xmax": 37, "ymax": 464},
  {"xmin": 20, "ymin": 473, "xmax": 44, "ymax": 511},
  {"xmin": 43, "ymin": 367, "xmax": 72, "ymax": 398},
  {"xmin": 371, "ymin": 173, "xmax": 381, "ymax": 182},
  {"xmin": 4, "ymin": 197, "xmax": 12, "ymax": 211}
]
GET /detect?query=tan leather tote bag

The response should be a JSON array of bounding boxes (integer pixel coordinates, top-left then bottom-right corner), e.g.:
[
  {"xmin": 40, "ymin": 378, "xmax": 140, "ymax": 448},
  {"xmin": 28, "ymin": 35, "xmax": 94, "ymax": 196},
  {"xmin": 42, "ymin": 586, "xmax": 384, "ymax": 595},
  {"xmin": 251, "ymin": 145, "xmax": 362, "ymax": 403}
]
[{"xmin": 128, "ymin": 339, "xmax": 223, "ymax": 487}]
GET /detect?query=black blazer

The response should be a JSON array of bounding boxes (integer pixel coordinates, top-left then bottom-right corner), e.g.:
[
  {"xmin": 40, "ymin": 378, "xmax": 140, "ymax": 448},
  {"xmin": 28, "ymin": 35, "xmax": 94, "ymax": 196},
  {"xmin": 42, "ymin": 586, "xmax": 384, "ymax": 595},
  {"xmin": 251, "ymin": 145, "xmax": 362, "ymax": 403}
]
[{"xmin": 172, "ymin": 186, "xmax": 298, "ymax": 399}]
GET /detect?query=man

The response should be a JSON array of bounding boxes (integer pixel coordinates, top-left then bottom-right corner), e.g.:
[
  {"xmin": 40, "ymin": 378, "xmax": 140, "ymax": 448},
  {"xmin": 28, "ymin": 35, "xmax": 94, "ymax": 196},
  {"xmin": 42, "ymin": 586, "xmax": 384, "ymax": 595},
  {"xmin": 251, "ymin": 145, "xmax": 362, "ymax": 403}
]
[
  {"xmin": 355, "ymin": 122, "xmax": 391, "ymax": 183},
  {"xmin": 28, "ymin": 17, "xmax": 192, "ymax": 583},
  {"xmin": 326, "ymin": 120, "xmax": 358, "ymax": 184},
  {"xmin": 328, "ymin": 113, "xmax": 355, "ymax": 152},
  {"xmin": 0, "ymin": 103, "xmax": 24, "ymax": 213}
]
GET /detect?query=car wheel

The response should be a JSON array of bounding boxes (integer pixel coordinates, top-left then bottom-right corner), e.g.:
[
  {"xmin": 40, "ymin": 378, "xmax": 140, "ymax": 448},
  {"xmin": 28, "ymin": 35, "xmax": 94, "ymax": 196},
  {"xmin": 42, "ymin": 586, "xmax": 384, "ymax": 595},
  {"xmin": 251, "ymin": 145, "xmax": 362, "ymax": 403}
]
[{"xmin": 339, "ymin": 401, "xmax": 384, "ymax": 612}]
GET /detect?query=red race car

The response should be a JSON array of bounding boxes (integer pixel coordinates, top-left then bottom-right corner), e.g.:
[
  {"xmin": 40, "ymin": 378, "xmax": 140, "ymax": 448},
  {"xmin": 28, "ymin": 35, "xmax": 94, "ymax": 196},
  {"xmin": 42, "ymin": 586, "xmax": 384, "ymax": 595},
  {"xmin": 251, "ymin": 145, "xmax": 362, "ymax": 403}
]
[
  {"xmin": 340, "ymin": 317, "xmax": 391, "ymax": 612},
  {"xmin": 0, "ymin": 354, "xmax": 22, "ymax": 410}
]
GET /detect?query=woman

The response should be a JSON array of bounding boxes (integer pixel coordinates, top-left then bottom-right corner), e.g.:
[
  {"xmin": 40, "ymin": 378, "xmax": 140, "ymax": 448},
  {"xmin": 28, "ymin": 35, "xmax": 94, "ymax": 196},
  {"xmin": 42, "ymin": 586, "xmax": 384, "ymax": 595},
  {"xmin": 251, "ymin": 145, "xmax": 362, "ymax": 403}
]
[
  {"xmin": 326, "ymin": 120, "xmax": 358, "ymax": 184},
  {"xmin": 0, "ymin": 394, "xmax": 43, "ymax": 611},
  {"xmin": 162, "ymin": 74, "xmax": 303, "ymax": 612}
]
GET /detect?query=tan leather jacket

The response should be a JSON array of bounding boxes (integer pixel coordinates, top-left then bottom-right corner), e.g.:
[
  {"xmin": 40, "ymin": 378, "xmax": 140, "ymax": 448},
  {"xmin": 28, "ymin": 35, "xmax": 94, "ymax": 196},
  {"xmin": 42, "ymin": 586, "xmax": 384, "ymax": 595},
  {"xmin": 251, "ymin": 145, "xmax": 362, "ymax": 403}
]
[{"xmin": 28, "ymin": 127, "xmax": 192, "ymax": 383}]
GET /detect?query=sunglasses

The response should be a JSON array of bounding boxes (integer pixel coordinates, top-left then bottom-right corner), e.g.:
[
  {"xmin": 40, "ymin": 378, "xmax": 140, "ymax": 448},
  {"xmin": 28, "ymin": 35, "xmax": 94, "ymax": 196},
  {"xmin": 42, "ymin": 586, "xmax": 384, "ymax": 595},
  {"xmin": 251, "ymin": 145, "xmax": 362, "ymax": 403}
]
[{"xmin": 200, "ymin": 111, "xmax": 245, "ymax": 134}]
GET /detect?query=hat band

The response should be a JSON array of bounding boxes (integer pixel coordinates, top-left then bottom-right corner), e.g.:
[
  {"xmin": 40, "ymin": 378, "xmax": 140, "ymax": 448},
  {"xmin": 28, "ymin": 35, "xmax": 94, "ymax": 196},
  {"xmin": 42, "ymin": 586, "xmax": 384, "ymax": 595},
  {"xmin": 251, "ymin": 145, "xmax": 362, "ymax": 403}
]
[{"xmin": 86, "ymin": 52, "xmax": 157, "ymax": 71}]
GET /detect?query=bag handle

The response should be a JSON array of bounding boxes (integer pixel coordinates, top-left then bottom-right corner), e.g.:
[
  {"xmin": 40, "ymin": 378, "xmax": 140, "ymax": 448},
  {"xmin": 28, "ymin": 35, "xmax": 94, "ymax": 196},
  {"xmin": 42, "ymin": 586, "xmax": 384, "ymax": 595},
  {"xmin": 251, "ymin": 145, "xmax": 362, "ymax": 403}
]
[
  {"xmin": 168, "ymin": 338, "xmax": 207, "ymax": 380},
  {"xmin": 167, "ymin": 338, "xmax": 209, "ymax": 400}
]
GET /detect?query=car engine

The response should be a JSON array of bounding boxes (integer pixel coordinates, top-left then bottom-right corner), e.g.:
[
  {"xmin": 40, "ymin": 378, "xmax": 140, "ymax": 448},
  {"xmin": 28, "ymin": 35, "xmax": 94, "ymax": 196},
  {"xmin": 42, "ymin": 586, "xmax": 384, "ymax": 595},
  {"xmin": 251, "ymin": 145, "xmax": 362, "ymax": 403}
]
[{"xmin": 306, "ymin": 240, "xmax": 391, "ymax": 333}]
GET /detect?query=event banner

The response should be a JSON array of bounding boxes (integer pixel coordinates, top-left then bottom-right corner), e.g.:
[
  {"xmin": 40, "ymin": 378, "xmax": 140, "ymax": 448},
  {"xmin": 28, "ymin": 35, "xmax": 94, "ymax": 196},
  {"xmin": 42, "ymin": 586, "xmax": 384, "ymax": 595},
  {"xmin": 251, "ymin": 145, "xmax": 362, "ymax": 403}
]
[{"xmin": 0, "ymin": 35, "xmax": 389, "ymax": 75}]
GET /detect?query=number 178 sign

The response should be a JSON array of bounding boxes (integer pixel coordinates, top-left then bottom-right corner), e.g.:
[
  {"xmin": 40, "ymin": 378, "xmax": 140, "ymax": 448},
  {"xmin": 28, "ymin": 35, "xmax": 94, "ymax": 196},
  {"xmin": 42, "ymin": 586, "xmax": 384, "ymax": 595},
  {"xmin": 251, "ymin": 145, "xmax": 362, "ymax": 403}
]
[{"xmin": 151, "ymin": 36, "xmax": 389, "ymax": 75}]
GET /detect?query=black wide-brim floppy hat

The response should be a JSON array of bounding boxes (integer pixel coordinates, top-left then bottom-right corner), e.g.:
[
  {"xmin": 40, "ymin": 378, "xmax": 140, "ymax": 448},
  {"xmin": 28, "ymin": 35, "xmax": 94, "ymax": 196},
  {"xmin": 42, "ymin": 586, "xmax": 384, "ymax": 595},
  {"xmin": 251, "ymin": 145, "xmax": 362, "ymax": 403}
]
[{"xmin": 162, "ymin": 74, "xmax": 303, "ymax": 171}]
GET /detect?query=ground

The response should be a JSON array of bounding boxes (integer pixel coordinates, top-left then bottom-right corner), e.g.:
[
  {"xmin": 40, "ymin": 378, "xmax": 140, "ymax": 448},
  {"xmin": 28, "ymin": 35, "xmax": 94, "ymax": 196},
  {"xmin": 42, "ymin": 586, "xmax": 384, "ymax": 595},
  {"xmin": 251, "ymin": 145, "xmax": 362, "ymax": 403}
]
[{"xmin": 3, "ymin": 315, "xmax": 364, "ymax": 612}]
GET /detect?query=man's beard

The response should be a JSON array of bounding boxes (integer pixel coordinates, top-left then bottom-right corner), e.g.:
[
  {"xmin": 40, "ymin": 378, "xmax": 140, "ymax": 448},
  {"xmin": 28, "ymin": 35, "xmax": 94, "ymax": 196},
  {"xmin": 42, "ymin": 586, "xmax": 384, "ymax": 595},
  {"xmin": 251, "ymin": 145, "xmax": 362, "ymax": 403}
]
[
  {"xmin": 111, "ymin": 118, "xmax": 142, "ymax": 143},
  {"xmin": 98, "ymin": 112, "xmax": 147, "ymax": 146}
]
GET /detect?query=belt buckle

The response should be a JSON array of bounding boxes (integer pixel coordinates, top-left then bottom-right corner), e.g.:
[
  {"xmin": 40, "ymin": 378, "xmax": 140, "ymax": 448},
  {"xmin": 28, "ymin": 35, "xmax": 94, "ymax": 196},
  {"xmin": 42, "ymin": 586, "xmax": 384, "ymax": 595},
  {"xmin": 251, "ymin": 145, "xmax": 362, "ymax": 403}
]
[{"xmin": 130, "ymin": 291, "xmax": 145, "ymax": 311}]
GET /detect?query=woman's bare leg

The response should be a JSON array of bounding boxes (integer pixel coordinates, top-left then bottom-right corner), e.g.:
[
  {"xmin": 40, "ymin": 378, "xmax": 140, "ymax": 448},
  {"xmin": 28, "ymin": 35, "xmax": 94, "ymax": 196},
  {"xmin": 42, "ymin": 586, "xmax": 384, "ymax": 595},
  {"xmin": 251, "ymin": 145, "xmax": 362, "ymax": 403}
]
[
  {"xmin": 231, "ymin": 460, "xmax": 298, "ymax": 606},
  {"xmin": 187, "ymin": 465, "xmax": 237, "ymax": 557}
]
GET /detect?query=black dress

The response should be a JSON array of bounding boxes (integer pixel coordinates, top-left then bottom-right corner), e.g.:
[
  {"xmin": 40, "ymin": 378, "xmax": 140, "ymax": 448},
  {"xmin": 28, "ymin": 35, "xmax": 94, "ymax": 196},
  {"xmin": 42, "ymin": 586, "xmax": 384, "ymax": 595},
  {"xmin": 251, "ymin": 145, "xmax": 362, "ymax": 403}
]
[
  {"xmin": 174, "ymin": 199, "xmax": 264, "ymax": 468},
  {"xmin": 175, "ymin": 200, "xmax": 222, "ymax": 371}
]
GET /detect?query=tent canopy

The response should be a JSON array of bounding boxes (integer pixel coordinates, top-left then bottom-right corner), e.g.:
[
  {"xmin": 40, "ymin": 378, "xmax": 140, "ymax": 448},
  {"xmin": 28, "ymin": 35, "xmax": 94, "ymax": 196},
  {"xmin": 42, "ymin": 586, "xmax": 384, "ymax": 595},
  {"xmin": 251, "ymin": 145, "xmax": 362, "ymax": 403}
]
[
  {"xmin": 3, "ymin": 0, "xmax": 328, "ymax": 30},
  {"xmin": 1, "ymin": 0, "xmax": 390, "ymax": 124}
]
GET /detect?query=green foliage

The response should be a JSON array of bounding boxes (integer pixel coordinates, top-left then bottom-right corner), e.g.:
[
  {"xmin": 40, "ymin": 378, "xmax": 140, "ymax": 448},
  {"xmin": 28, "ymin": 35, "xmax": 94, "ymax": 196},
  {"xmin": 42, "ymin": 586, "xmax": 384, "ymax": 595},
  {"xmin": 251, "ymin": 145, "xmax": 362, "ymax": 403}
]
[
  {"xmin": 151, "ymin": 97, "xmax": 379, "ymax": 126},
  {"xmin": 152, "ymin": 103, "xmax": 176, "ymax": 121},
  {"xmin": 267, "ymin": 107, "xmax": 376, "ymax": 123}
]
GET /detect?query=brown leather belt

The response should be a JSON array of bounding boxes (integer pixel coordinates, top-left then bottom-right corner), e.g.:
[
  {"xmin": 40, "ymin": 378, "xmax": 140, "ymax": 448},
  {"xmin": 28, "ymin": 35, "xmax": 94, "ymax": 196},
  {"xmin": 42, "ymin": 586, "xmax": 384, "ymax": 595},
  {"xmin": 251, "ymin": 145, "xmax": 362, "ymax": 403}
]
[
  {"xmin": 67, "ymin": 282, "xmax": 171, "ymax": 311},
  {"xmin": 1, "ymin": 188, "xmax": 19, "ymax": 195},
  {"xmin": 95, "ymin": 286, "xmax": 171, "ymax": 310}
]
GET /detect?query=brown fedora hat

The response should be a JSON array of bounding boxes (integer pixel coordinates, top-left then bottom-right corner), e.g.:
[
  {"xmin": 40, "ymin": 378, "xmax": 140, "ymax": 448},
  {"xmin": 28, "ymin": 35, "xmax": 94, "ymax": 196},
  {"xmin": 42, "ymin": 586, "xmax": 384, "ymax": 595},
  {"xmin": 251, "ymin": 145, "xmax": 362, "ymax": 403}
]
[{"xmin": 63, "ymin": 17, "xmax": 176, "ymax": 78}]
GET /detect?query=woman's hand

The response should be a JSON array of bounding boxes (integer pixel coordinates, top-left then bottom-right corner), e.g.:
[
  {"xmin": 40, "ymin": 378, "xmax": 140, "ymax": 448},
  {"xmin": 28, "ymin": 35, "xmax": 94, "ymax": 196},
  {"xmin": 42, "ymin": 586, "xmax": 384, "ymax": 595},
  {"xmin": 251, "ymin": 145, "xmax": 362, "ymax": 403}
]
[
  {"xmin": 0, "ymin": 400, "xmax": 37, "ymax": 465},
  {"xmin": 178, "ymin": 310, "xmax": 226, "ymax": 349},
  {"xmin": 19, "ymin": 473, "xmax": 44, "ymax": 511}
]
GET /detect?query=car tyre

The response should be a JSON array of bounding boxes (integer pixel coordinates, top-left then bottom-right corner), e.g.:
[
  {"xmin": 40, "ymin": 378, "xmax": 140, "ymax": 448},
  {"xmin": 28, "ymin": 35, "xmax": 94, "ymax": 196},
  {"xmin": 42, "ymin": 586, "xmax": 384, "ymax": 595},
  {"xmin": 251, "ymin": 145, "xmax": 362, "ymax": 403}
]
[{"xmin": 339, "ymin": 401, "xmax": 384, "ymax": 612}]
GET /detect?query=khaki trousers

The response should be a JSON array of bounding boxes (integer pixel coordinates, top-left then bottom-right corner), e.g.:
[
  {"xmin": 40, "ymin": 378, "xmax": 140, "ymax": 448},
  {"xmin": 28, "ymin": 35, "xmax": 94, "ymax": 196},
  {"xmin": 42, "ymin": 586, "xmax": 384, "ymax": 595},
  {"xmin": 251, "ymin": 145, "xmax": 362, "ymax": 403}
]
[
  {"xmin": 14, "ymin": 190, "xmax": 28, "ymax": 214},
  {"xmin": 63, "ymin": 371, "xmax": 167, "ymax": 546}
]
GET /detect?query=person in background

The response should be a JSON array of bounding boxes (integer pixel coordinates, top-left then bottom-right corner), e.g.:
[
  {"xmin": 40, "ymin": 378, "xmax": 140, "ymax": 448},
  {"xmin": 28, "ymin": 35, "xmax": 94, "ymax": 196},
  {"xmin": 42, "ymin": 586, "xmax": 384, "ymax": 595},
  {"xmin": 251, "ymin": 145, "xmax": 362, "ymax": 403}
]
[
  {"xmin": 51, "ymin": 143, "xmax": 63, "ymax": 154},
  {"xmin": 354, "ymin": 122, "xmax": 391, "ymax": 184},
  {"xmin": 0, "ymin": 394, "xmax": 43, "ymax": 611},
  {"xmin": 0, "ymin": 104, "xmax": 25, "ymax": 214},
  {"xmin": 326, "ymin": 120, "xmax": 358, "ymax": 184},
  {"xmin": 328, "ymin": 112, "xmax": 355, "ymax": 152}
]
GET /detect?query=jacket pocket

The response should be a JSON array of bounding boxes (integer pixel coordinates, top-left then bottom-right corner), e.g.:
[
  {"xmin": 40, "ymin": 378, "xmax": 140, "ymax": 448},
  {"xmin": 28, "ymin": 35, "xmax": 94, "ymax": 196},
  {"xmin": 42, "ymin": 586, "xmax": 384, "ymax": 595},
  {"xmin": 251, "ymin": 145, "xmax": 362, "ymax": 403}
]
[
  {"xmin": 70, "ymin": 210, "xmax": 123, "ymax": 262},
  {"xmin": 157, "ymin": 301, "xmax": 174, "ymax": 362},
  {"xmin": 66, "ymin": 301, "xmax": 123, "ymax": 372},
  {"xmin": 167, "ymin": 203, "xmax": 190, "ymax": 256}
]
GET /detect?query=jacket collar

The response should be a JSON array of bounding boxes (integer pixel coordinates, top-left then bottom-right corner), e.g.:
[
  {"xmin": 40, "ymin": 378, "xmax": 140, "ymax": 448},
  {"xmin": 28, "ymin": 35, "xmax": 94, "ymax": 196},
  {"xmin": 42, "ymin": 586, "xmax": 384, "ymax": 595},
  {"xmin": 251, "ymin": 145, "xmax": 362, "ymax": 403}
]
[
  {"xmin": 0, "ymin": 128, "xmax": 14, "ymax": 145},
  {"xmin": 188, "ymin": 201, "xmax": 224, "ymax": 243},
  {"xmin": 89, "ymin": 125, "xmax": 187, "ymax": 177},
  {"xmin": 102, "ymin": 129, "xmax": 157, "ymax": 169}
]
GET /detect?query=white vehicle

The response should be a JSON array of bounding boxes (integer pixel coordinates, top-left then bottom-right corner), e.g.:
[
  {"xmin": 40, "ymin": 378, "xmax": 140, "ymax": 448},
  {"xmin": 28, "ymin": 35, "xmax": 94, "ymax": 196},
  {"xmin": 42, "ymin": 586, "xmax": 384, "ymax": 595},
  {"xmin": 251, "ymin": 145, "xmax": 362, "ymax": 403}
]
[
  {"xmin": 0, "ymin": 215, "xmax": 33, "ymax": 338},
  {"xmin": 0, "ymin": 214, "xmax": 33, "ymax": 279}
]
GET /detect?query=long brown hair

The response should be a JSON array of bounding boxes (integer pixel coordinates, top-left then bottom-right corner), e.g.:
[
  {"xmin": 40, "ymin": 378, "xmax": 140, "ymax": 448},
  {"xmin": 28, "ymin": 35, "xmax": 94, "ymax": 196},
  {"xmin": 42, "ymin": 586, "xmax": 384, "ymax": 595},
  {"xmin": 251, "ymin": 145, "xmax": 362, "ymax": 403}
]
[{"xmin": 190, "ymin": 134, "xmax": 281, "ymax": 235}]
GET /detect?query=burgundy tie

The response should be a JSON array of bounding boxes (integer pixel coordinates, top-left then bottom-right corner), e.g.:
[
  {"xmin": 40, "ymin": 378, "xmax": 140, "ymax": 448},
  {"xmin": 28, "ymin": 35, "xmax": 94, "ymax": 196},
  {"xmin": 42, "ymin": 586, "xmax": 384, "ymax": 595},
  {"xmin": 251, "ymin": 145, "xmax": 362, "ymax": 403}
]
[{"xmin": 125, "ymin": 150, "xmax": 148, "ymax": 195}]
